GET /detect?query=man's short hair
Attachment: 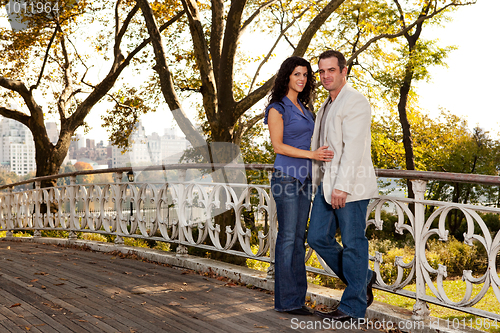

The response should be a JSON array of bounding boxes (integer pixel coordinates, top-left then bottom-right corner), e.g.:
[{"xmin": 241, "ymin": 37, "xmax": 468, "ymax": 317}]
[{"xmin": 318, "ymin": 50, "xmax": 346, "ymax": 71}]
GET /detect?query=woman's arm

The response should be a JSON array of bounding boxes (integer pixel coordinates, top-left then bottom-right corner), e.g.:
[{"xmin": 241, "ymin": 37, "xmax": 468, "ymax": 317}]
[{"xmin": 268, "ymin": 108, "xmax": 333, "ymax": 162}]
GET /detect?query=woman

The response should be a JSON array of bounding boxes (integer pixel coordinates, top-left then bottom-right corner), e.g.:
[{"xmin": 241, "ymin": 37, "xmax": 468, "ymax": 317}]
[{"xmin": 265, "ymin": 56, "xmax": 333, "ymax": 315}]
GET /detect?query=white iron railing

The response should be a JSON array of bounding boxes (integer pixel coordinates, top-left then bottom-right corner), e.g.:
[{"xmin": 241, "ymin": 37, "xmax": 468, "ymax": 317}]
[{"xmin": 0, "ymin": 164, "xmax": 499, "ymax": 322}]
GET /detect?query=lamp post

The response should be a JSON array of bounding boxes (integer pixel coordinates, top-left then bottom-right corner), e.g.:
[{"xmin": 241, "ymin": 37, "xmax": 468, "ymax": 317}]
[{"xmin": 127, "ymin": 171, "xmax": 134, "ymax": 228}]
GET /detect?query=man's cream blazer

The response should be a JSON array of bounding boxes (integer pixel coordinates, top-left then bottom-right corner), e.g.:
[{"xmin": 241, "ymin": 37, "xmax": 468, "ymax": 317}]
[{"xmin": 311, "ymin": 84, "xmax": 378, "ymax": 204}]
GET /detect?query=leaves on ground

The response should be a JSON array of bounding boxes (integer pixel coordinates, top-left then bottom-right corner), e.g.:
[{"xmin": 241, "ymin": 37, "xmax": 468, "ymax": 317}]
[{"xmin": 254, "ymin": 324, "xmax": 268, "ymax": 328}]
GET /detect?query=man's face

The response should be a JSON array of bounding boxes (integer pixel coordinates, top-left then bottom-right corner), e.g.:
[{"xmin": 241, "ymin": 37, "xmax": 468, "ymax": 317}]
[{"xmin": 318, "ymin": 57, "xmax": 347, "ymax": 95}]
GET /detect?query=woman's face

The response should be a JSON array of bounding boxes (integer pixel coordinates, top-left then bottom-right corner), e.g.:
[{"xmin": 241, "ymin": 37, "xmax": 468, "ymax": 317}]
[{"xmin": 288, "ymin": 66, "xmax": 308, "ymax": 95}]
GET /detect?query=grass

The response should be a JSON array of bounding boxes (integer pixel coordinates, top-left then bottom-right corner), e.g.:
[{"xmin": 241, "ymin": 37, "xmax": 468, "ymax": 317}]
[{"xmin": 374, "ymin": 279, "xmax": 500, "ymax": 333}]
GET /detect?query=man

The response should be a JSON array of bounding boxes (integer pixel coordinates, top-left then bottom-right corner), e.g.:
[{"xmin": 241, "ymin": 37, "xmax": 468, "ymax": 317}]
[{"xmin": 308, "ymin": 50, "xmax": 378, "ymax": 322}]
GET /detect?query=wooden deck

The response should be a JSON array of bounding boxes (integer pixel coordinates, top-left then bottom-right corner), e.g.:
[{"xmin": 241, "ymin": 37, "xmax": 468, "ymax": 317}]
[{"xmin": 0, "ymin": 241, "xmax": 384, "ymax": 333}]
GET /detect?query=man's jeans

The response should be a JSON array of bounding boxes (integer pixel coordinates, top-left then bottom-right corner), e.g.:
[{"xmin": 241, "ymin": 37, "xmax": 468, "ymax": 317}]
[
  {"xmin": 271, "ymin": 171, "xmax": 312, "ymax": 311},
  {"xmin": 308, "ymin": 183, "xmax": 373, "ymax": 319}
]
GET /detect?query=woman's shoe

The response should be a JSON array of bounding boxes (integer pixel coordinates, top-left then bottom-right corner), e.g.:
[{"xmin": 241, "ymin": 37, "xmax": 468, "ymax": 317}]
[{"xmin": 285, "ymin": 306, "xmax": 313, "ymax": 315}]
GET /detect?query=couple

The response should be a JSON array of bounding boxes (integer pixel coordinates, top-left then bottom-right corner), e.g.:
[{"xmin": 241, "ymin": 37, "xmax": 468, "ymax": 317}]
[{"xmin": 264, "ymin": 50, "xmax": 379, "ymax": 322}]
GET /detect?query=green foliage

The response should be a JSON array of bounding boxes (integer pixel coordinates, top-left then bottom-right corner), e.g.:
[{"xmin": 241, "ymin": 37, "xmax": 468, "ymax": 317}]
[
  {"xmin": 246, "ymin": 245, "xmax": 270, "ymax": 272},
  {"xmin": 41, "ymin": 230, "xmax": 68, "ymax": 238},
  {"xmin": 101, "ymin": 87, "xmax": 153, "ymax": 151},
  {"xmin": 123, "ymin": 237, "xmax": 170, "ymax": 251},
  {"xmin": 81, "ymin": 232, "xmax": 108, "ymax": 242},
  {"xmin": 0, "ymin": 171, "xmax": 20, "ymax": 186},
  {"xmin": 426, "ymin": 237, "xmax": 487, "ymax": 277},
  {"xmin": 73, "ymin": 161, "xmax": 94, "ymax": 184},
  {"xmin": 240, "ymin": 122, "xmax": 275, "ymax": 186},
  {"xmin": 57, "ymin": 164, "xmax": 77, "ymax": 186},
  {"xmin": 369, "ymin": 238, "xmax": 414, "ymax": 284},
  {"xmin": 372, "ymin": 107, "xmax": 500, "ymax": 235},
  {"xmin": 366, "ymin": 209, "xmax": 411, "ymax": 244},
  {"xmin": 11, "ymin": 231, "xmax": 33, "ymax": 237},
  {"xmin": 368, "ymin": 235, "xmax": 488, "ymax": 283},
  {"xmin": 480, "ymin": 213, "xmax": 500, "ymax": 234}
]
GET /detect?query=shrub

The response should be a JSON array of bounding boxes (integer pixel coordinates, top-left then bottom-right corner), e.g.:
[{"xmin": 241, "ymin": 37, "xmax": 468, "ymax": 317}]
[
  {"xmin": 41, "ymin": 230, "xmax": 68, "ymax": 238},
  {"xmin": 82, "ymin": 232, "xmax": 108, "ymax": 242},
  {"xmin": 369, "ymin": 238, "xmax": 414, "ymax": 285},
  {"xmin": 426, "ymin": 236, "xmax": 487, "ymax": 277},
  {"xmin": 366, "ymin": 236, "xmax": 488, "ymax": 285}
]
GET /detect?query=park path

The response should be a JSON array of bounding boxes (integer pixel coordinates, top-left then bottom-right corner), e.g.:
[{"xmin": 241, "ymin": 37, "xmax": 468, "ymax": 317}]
[{"xmin": 0, "ymin": 241, "xmax": 385, "ymax": 332}]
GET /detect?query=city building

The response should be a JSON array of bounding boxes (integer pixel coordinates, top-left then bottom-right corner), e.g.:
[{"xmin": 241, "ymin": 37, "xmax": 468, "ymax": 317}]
[
  {"xmin": 109, "ymin": 123, "xmax": 191, "ymax": 168},
  {"xmin": 46, "ymin": 122, "xmax": 59, "ymax": 144},
  {"xmin": 0, "ymin": 117, "xmax": 36, "ymax": 176}
]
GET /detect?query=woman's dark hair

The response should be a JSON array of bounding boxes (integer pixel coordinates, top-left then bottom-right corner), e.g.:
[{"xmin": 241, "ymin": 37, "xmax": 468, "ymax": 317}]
[{"xmin": 267, "ymin": 56, "xmax": 315, "ymax": 109}]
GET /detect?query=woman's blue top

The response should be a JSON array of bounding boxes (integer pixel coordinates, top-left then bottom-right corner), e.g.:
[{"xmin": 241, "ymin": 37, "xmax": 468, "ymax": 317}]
[{"xmin": 264, "ymin": 96, "xmax": 315, "ymax": 184}]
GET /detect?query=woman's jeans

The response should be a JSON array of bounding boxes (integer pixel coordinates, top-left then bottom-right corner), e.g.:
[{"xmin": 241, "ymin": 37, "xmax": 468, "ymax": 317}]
[
  {"xmin": 271, "ymin": 171, "xmax": 312, "ymax": 311},
  {"xmin": 308, "ymin": 183, "xmax": 373, "ymax": 319}
]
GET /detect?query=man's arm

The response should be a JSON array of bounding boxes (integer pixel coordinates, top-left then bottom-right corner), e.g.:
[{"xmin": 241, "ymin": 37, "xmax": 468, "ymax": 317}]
[{"xmin": 334, "ymin": 93, "xmax": 372, "ymax": 197}]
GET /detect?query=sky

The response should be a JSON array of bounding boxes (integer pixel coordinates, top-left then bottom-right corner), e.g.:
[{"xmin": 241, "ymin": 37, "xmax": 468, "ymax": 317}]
[
  {"xmin": 414, "ymin": 0, "xmax": 500, "ymax": 138},
  {"xmin": 1, "ymin": 0, "xmax": 499, "ymax": 143}
]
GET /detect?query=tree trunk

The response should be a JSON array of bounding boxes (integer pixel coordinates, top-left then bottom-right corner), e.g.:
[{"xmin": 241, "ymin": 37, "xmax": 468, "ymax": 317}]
[
  {"xmin": 397, "ymin": 70, "xmax": 416, "ymax": 200},
  {"xmin": 32, "ymin": 129, "xmax": 71, "ymax": 214}
]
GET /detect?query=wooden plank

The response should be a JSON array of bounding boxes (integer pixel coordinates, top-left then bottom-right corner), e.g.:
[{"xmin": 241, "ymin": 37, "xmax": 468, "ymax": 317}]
[
  {"xmin": 0, "ymin": 277, "xmax": 90, "ymax": 333},
  {"xmin": 2, "ymin": 246, "xmax": 220, "ymax": 333},
  {"xmin": 0, "ymin": 241, "xmax": 385, "ymax": 333}
]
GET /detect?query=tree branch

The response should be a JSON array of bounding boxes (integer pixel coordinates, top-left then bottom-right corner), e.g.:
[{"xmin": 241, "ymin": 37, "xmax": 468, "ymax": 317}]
[
  {"xmin": 57, "ymin": 33, "xmax": 72, "ymax": 122},
  {"xmin": 347, "ymin": 1, "xmax": 473, "ymax": 66},
  {"xmin": 136, "ymin": 0, "xmax": 206, "ymax": 148},
  {"xmin": 0, "ymin": 106, "xmax": 31, "ymax": 126},
  {"xmin": 236, "ymin": 0, "xmax": 342, "ymax": 119},
  {"xmin": 234, "ymin": 112, "xmax": 265, "ymax": 144},
  {"xmin": 0, "ymin": 76, "xmax": 43, "ymax": 123},
  {"xmin": 210, "ymin": 0, "xmax": 224, "ymax": 83},
  {"xmin": 393, "ymin": 0, "xmax": 406, "ymax": 29},
  {"xmin": 29, "ymin": 25, "xmax": 59, "ymax": 92},
  {"xmin": 346, "ymin": 8, "xmax": 362, "ymax": 76},
  {"xmin": 248, "ymin": 4, "xmax": 311, "ymax": 93},
  {"xmin": 217, "ymin": 0, "xmax": 246, "ymax": 111},
  {"xmin": 293, "ymin": 0, "xmax": 344, "ymax": 57},
  {"xmin": 181, "ymin": 0, "xmax": 218, "ymax": 123},
  {"xmin": 64, "ymin": 2, "xmax": 139, "ymax": 135},
  {"xmin": 115, "ymin": 2, "xmax": 139, "ymax": 59},
  {"xmin": 240, "ymin": 0, "xmax": 279, "ymax": 33}
]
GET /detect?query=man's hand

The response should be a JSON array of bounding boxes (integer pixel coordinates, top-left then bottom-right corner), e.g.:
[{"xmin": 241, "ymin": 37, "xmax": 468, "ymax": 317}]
[{"xmin": 331, "ymin": 189, "xmax": 348, "ymax": 209}]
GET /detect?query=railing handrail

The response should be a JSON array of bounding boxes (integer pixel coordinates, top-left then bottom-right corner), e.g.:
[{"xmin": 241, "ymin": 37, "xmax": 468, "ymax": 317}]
[{"xmin": 2, "ymin": 163, "xmax": 499, "ymax": 191}]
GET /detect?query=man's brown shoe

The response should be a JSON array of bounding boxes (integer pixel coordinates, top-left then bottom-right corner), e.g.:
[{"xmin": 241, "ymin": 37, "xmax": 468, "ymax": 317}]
[{"xmin": 367, "ymin": 272, "xmax": 377, "ymax": 308}]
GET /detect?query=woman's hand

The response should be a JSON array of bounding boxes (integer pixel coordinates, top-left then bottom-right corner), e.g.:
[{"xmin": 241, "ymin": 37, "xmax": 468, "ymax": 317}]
[{"xmin": 311, "ymin": 146, "xmax": 334, "ymax": 162}]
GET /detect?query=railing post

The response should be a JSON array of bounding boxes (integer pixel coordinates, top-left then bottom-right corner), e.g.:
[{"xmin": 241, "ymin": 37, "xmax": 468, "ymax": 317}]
[
  {"xmin": 114, "ymin": 172, "xmax": 124, "ymax": 245},
  {"xmin": 33, "ymin": 180, "xmax": 42, "ymax": 238},
  {"xmin": 6, "ymin": 187, "xmax": 13, "ymax": 238},
  {"xmin": 68, "ymin": 175, "xmax": 78, "ymax": 241},
  {"xmin": 176, "ymin": 169, "xmax": 188, "ymax": 256},
  {"xmin": 411, "ymin": 179, "xmax": 430, "ymax": 321},
  {"xmin": 267, "ymin": 170, "xmax": 276, "ymax": 280}
]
